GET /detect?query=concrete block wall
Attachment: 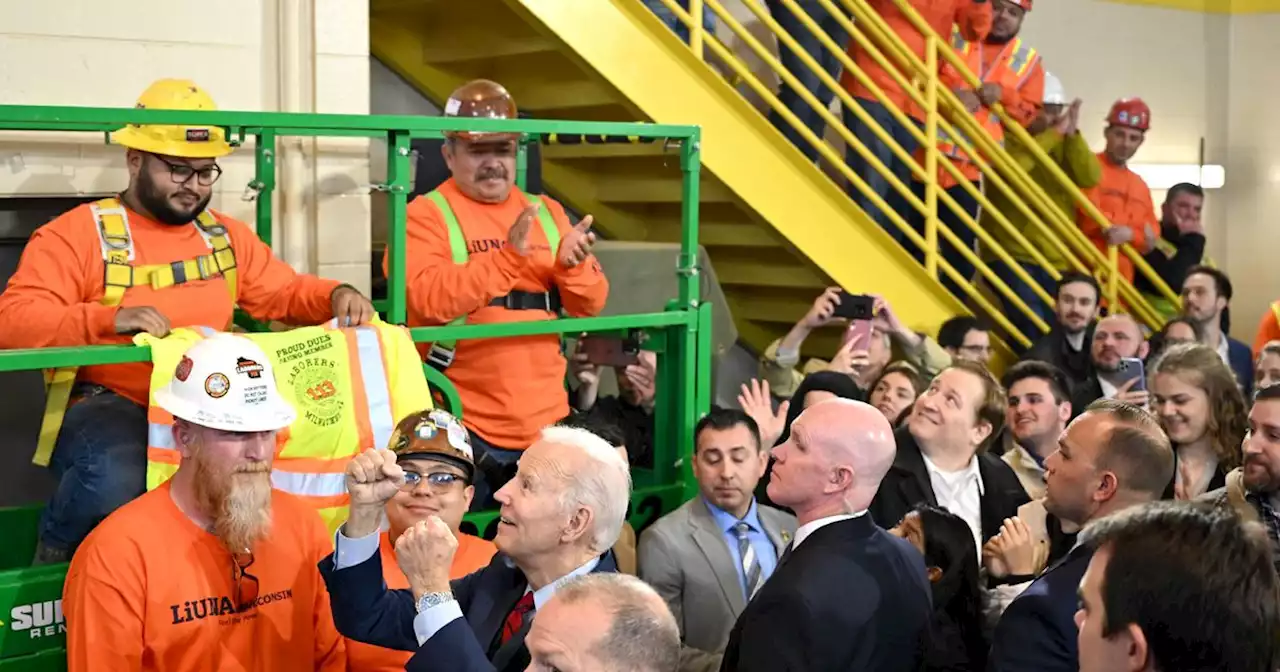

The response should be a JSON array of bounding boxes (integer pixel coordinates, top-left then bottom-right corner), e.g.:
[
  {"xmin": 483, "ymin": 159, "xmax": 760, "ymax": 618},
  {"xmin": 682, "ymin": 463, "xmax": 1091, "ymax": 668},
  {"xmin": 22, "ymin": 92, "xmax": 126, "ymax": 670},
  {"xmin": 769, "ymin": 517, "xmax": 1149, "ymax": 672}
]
[{"xmin": 0, "ymin": 0, "xmax": 373, "ymax": 293}]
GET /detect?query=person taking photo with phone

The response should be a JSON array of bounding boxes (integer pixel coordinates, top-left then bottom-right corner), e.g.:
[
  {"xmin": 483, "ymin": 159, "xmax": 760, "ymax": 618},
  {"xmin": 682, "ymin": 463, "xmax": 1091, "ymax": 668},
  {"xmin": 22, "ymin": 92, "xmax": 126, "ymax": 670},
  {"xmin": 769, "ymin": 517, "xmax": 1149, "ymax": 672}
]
[
  {"xmin": 1070, "ymin": 314, "xmax": 1150, "ymax": 413},
  {"xmin": 757, "ymin": 287, "xmax": 951, "ymax": 402},
  {"xmin": 569, "ymin": 337, "xmax": 657, "ymax": 469}
]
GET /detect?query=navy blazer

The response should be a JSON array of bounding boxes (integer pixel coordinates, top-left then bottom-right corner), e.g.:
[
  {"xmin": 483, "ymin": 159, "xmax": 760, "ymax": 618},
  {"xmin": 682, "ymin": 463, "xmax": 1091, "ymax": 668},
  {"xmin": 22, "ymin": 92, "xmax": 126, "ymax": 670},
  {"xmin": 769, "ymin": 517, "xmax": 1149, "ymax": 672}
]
[
  {"xmin": 1228, "ymin": 337, "xmax": 1255, "ymax": 399},
  {"xmin": 719, "ymin": 515, "xmax": 933, "ymax": 672},
  {"xmin": 318, "ymin": 546, "xmax": 618, "ymax": 672},
  {"xmin": 987, "ymin": 544, "xmax": 1095, "ymax": 672}
]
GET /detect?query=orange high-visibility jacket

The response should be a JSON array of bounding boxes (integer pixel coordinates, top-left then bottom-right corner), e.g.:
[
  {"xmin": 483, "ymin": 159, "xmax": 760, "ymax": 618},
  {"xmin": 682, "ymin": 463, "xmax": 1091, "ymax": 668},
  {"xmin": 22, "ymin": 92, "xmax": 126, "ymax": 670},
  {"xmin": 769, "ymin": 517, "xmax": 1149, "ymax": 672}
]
[{"xmin": 1078, "ymin": 155, "xmax": 1156, "ymax": 282}]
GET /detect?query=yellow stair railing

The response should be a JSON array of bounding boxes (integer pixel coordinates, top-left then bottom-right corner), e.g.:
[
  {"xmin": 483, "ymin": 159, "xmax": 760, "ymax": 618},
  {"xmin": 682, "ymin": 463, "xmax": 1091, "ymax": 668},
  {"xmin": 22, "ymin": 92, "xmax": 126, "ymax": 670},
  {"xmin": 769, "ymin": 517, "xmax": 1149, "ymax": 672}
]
[{"xmin": 653, "ymin": 0, "xmax": 1180, "ymax": 349}]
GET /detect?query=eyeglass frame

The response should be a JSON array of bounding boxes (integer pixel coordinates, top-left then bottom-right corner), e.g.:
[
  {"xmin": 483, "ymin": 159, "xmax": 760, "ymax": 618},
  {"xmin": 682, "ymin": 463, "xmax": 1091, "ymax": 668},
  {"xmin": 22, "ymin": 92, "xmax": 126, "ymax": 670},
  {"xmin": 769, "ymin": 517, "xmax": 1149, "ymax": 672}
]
[
  {"xmin": 231, "ymin": 550, "xmax": 259, "ymax": 613},
  {"xmin": 400, "ymin": 470, "xmax": 470, "ymax": 493},
  {"xmin": 150, "ymin": 154, "xmax": 224, "ymax": 187}
]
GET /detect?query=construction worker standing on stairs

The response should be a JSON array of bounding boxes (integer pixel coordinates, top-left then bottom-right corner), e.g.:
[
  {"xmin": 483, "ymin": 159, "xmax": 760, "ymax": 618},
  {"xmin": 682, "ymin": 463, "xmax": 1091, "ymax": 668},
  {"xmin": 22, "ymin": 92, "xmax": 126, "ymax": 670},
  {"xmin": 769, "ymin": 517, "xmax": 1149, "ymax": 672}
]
[
  {"xmin": 916, "ymin": 0, "xmax": 1043, "ymax": 300},
  {"xmin": 388, "ymin": 79, "xmax": 608, "ymax": 511},
  {"xmin": 0, "ymin": 78, "xmax": 375, "ymax": 564},
  {"xmin": 1078, "ymin": 98, "xmax": 1159, "ymax": 284}
]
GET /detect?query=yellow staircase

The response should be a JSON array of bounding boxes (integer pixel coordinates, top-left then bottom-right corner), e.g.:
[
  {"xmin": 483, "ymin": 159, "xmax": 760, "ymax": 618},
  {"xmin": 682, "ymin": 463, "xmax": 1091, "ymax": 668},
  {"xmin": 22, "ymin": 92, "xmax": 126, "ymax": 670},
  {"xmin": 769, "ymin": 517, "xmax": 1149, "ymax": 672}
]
[{"xmin": 371, "ymin": 0, "xmax": 964, "ymax": 359}]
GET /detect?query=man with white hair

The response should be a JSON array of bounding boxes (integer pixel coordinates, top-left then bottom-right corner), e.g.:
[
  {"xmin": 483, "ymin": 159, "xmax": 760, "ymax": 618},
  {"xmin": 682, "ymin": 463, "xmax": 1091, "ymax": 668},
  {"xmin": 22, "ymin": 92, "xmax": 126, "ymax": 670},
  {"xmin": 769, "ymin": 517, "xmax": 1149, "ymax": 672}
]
[
  {"xmin": 319, "ymin": 424, "xmax": 631, "ymax": 672},
  {"xmin": 719, "ymin": 399, "xmax": 932, "ymax": 671},
  {"xmin": 525, "ymin": 573, "xmax": 680, "ymax": 672},
  {"xmin": 62, "ymin": 334, "xmax": 346, "ymax": 670}
]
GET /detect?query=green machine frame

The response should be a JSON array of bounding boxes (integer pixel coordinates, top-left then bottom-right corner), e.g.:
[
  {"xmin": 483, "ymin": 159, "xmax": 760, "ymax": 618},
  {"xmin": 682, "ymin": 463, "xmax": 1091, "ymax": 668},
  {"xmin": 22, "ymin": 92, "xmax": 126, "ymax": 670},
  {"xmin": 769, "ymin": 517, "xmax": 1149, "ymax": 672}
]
[{"xmin": 0, "ymin": 106, "xmax": 711, "ymax": 669}]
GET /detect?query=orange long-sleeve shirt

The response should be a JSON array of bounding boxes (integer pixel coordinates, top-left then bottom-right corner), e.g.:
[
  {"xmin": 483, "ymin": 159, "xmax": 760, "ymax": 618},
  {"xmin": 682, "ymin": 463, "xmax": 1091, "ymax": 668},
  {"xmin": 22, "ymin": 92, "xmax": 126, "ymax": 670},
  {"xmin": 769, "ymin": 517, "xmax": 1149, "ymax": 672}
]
[
  {"xmin": 0, "ymin": 202, "xmax": 340, "ymax": 406},
  {"xmin": 1078, "ymin": 154, "xmax": 1156, "ymax": 282},
  {"xmin": 344, "ymin": 531, "xmax": 497, "ymax": 671},
  {"xmin": 386, "ymin": 178, "xmax": 609, "ymax": 449},
  {"xmin": 63, "ymin": 483, "xmax": 345, "ymax": 671},
  {"xmin": 843, "ymin": 0, "xmax": 993, "ymax": 121}
]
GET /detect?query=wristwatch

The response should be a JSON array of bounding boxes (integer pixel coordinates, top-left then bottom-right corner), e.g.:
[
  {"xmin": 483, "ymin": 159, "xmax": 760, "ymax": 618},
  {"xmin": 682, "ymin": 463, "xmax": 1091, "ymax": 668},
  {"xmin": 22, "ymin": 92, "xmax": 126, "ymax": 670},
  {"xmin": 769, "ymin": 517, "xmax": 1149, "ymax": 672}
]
[{"xmin": 415, "ymin": 591, "xmax": 455, "ymax": 614}]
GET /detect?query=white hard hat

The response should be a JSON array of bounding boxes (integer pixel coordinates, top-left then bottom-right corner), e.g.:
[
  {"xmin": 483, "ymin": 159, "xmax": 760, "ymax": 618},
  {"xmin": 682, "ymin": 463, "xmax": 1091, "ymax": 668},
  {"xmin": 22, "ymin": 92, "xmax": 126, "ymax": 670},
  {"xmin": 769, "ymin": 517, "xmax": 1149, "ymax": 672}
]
[
  {"xmin": 154, "ymin": 334, "xmax": 297, "ymax": 433},
  {"xmin": 1043, "ymin": 72, "xmax": 1067, "ymax": 105}
]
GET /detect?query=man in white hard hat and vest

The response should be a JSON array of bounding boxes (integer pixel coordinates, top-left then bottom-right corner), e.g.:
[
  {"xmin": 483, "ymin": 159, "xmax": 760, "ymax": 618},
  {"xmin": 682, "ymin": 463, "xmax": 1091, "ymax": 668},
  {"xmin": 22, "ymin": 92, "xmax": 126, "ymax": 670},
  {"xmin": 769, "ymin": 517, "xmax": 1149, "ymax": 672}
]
[
  {"xmin": 387, "ymin": 78, "xmax": 608, "ymax": 510},
  {"xmin": 0, "ymin": 78, "xmax": 375, "ymax": 563},
  {"xmin": 62, "ymin": 334, "xmax": 346, "ymax": 670}
]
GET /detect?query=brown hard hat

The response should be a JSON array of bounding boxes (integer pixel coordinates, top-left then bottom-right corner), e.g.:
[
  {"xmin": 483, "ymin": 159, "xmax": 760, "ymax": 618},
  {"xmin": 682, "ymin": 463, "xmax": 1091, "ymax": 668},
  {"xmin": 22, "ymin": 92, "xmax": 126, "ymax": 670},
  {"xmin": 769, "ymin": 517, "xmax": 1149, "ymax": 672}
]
[
  {"xmin": 443, "ymin": 79, "xmax": 518, "ymax": 142},
  {"xmin": 388, "ymin": 409, "xmax": 475, "ymax": 480}
]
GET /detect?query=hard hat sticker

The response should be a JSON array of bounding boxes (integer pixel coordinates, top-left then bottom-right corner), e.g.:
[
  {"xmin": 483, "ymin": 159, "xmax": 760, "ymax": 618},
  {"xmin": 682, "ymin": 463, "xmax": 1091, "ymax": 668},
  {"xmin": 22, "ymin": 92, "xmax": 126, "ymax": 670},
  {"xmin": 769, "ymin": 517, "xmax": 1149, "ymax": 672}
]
[
  {"xmin": 447, "ymin": 423, "xmax": 472, "ymax": 458},
  {"xmin": 175, "ymin": 356, "xmax": 194, "ymax": 382},
  {"xmin": 236, "ymin": 357, "xmax": 265, "ymax": 379},
  {"xmin": 444, "ymin": 98, "xmax": 461, "ymax": 116},
  {"xmin": 186, "ymin": 129, "xmax": 211, "ymax": 142},
  {"xmin": 205, "ymin": 372, "xmax": 230, "ymax": 399},
  {"xmin": 243, "ymin": 383, "xmax": 268, "ymax": 406},
  {"xmin": 415, "ymin": 422, "xmax": 439, "ymax": 440}
]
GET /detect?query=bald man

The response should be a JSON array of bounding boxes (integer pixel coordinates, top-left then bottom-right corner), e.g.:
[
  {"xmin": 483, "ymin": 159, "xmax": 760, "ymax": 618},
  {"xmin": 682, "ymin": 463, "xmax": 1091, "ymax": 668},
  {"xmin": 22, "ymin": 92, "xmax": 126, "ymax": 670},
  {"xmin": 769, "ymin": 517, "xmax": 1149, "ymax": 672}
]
[
  {"xmin": 1071, "ymin": 313, "xmax": 1151, "ymax": 413},
  {"xmin": 719, "ymin": 399, "xmax": 932, "ymax": 672},
  {"xmin": 526, "ymin": 573, "xmax": 680, "ymax": 672}
]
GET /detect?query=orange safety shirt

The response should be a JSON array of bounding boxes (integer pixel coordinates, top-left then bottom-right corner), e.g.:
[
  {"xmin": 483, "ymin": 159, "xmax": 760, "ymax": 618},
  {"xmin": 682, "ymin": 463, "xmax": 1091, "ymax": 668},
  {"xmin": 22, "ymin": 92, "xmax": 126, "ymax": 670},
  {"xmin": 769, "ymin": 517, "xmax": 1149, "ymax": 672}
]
[
  {"xmin": 344, "ymin": 531, "xmax": 498, "ymax": 671},
  {"xmin": 842, "ymin": 0, "xmax": 993, "ymax": 122},
  {"xmin": 62, "ymin": 483, "xmax": 345, "ymax": 671},
  {"xmin": 0, "ymin": 203, "xmax": 339, "ymax": 406},
  {"xmin": 1254, "ymin": 301, "xmax": 1280, "ymax": 357},
  {"xmin": 926, "ymin": 35, "xmax": 1043, "ymax": 188},
  {"xmin": 1078, "ymin": 154, "xmax": 1155, "ymax": 282},
  {"xmin": 387, "ymin": 178, "xmax": 609, "ymax": 449}
]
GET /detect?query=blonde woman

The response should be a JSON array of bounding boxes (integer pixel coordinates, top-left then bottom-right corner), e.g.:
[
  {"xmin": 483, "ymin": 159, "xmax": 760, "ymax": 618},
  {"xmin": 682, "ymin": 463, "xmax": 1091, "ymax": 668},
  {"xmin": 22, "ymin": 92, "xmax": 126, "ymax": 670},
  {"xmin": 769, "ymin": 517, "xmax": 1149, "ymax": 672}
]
[{"xmin": 1148, "ymin": 343, "xmax": 1247, "ymax": 499}]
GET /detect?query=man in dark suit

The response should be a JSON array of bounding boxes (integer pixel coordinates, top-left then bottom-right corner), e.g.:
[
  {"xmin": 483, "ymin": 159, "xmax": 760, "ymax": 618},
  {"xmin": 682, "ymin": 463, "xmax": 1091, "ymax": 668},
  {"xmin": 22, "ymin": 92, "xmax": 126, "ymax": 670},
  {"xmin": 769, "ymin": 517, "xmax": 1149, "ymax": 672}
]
[
  {"xmin": 987, "ymin": 399, "xmax": 1173, "ymax": 672},
  {"xmin": 720, "ymin": 398, "xmax": 932, "ymax": 672},
  {"xmin": 1069, "ymin": 314, "xmax": 1151, "ymax": 415},
  {"xmin": 1181, "ymin": 266, "xmax": 1255, "ymax": 397},
  {"xmin": 1023, "ymin": 271, "xmax": 1100, "ymax": 388},
  {"xmin": 319, "ymin": 425, "xmax": 633, "ymax": 672},
  {"xmin": 870, "ymin": 360, "xmax": 1030, "ymax": 553}
]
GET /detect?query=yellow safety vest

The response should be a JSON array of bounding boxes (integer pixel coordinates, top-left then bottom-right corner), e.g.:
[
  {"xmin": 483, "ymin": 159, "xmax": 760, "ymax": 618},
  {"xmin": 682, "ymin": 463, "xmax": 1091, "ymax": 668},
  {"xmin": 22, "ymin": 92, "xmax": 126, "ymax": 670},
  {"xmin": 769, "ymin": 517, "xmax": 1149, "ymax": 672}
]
[
  {"xmin": 35, "ymin": 197, "xmax": 238, "ymax": 467},
  {"xmin": 137, "ymin": 320, "xmax": 432, "ymax": 534}
]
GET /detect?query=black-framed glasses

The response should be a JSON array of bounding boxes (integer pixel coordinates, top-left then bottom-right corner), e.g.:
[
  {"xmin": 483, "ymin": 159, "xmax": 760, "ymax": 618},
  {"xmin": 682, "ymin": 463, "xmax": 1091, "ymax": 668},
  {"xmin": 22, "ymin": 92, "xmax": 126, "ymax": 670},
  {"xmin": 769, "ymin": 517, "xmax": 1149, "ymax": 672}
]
[
  {"xmin": 401, "ymin": 471, "xmax": 467, "ymax": 492},
  {"xmin": 153, "ymin": 155, "xmax": 223, "ymax": 186},
  {"xmin": 232, "ymin": 550, "xmax": 259, "ymax": 612}
]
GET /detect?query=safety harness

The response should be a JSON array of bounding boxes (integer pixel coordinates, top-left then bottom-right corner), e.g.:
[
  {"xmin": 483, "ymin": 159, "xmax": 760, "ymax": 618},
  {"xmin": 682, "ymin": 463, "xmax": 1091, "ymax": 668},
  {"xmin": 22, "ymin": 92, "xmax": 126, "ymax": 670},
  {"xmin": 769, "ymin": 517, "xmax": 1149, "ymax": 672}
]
[
  {"xmin": 34, "ymin": 197, "xmax": 238, "ymax": 466},
  {"xmin": 424, "ymin": 187, "xmax": 561, "ymax": 370}
]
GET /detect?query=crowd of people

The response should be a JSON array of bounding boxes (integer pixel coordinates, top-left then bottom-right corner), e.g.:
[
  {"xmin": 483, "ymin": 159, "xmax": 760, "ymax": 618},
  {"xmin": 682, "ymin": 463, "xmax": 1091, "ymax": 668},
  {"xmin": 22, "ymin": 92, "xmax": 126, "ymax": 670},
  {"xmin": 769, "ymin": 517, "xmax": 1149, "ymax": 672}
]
[{"xmin": 3, "ymin": 1, "xmax": 1280, "ymax": 668}]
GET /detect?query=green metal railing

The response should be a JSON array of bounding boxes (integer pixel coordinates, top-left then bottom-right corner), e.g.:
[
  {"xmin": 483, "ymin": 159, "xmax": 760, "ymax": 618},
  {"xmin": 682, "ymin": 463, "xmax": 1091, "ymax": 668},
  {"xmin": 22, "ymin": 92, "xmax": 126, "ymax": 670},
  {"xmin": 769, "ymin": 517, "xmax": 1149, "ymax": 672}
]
[{"xmin": 0, "ymin": 107, "xmax": 709, "ymax": 668}]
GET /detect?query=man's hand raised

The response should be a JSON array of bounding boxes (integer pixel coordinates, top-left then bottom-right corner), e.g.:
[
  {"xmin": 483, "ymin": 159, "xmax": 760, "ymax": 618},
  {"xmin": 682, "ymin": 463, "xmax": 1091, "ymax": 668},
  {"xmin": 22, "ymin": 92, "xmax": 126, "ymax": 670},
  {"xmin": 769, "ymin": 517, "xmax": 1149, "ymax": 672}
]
[
  {"xmin": 506, "ymin": 205, "xmax": 540, "ymax": 257},
  {"xmin": 558, "ymin": 215, "xmax": 597, "ymax": 268},
  {"xmin": 342, "ymin": 449, "xmax": 405, "ymax": 538}
]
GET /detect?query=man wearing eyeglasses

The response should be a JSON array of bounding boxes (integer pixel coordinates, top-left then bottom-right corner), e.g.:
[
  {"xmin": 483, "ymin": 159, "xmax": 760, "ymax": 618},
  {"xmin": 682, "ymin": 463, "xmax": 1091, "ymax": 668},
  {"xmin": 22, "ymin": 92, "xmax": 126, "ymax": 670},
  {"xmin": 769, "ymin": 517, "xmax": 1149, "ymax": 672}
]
[
  {"xmin": 0, "ymin": 78, "xmax": 375, "ymax": 564},
  {"xmin": 345, "ymin": 408, "xmax": 498, "ymax": 671},
  {"xmin": 62, "ymin": 334, "xmax": 346, "ymax": 671}
]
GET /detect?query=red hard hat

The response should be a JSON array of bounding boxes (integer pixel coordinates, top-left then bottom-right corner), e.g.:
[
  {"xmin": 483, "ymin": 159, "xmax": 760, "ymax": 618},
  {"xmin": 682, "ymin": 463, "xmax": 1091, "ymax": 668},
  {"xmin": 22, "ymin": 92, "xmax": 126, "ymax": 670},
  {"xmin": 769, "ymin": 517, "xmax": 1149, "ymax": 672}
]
[
  {"xmin": 443, "ymin": 79, "xmax": 519, "ymax": 143},
  {"xmin": 1106, "ymin": 98, "xmax": 1151, "ymax": 131},
  {"xmin": 1009, "ymin": 0, "xmax": 1032, "ymax": 10}
]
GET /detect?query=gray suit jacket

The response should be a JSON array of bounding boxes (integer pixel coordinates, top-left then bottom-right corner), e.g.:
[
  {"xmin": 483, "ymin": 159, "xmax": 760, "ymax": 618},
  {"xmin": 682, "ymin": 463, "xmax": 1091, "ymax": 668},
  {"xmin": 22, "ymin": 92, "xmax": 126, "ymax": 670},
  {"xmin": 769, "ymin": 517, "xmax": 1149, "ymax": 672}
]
[{"xmin": 638, "ymin": 497, "xmax": 797, "ymax": 653}]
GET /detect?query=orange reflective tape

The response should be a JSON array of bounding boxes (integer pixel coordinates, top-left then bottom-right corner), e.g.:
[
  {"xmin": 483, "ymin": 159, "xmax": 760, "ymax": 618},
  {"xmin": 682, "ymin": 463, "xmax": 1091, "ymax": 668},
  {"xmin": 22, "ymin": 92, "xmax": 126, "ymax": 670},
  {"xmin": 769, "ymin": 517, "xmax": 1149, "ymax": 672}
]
[{"xmin": 344, "ymin": 331, "xmax": 376, "ymax": 453}]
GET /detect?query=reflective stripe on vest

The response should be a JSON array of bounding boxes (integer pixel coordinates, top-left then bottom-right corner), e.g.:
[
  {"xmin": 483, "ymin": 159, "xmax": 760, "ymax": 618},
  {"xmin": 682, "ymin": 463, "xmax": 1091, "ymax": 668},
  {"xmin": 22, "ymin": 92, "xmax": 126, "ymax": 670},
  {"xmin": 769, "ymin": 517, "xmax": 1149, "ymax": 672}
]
[
  {"xmin": 940, "ymin": 32, "xmax": 1041, "ymax": 162},
  {"xmin": 425, "ymin": 188, "xmax": 561, "ymax": 352},
  {"xmin": 140, "ymin": 320, "xmax": 431, "ymax": 535},
  {"xmin": 34, "ymin": 198, "xmax": 239, "ymax": 467}
]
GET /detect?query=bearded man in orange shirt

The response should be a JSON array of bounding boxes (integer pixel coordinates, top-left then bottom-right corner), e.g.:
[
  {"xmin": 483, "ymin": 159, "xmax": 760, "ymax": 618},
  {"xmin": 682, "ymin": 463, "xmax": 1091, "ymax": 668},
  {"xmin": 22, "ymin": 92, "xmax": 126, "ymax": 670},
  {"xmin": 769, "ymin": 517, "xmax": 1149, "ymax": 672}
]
[
  {"xmin": 387, "ymin": 79, "xmax": 609, "ymax": 510},
  {"xmin": 1078, "ymin": 98, "xmax": 1159, "ymax": 282}
]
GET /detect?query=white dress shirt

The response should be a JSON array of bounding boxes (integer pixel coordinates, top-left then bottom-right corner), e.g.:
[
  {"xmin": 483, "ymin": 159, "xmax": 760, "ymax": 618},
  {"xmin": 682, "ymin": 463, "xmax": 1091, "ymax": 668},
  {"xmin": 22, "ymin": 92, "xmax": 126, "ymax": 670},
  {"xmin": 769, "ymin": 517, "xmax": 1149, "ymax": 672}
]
[
  {"xmin": 792, "ymin": 510, "xmax": 867, "ymax": 550},
  {"xmin": 332, "ymin": 528, "xmax": 599, "ymax": 646},
  {"xmin": 1098, "ymin": 374, "xmax": 1119, "ymax": 400},
  {"xmin": 921, "ymin": 452, "xmax": 985, "ymax": 555}
]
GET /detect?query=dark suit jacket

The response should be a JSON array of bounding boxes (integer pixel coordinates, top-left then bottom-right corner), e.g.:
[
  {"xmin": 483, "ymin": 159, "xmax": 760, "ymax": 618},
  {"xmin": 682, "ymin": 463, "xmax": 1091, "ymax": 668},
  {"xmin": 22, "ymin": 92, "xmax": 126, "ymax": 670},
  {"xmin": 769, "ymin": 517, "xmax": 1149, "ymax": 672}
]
[
  {"xmin": 870, "ymin": 428, "xmax": 1031, "ymax": 545},
  {"xmin": 319, "ymin": 547, "xmax": 618, "ymax": 672},
  {"xmin": 1024, "ymin": 323, "xmax": 1094, "ymax": 390},
  {"xmin": 1069, "ymin": 376, "xmax": 1104, "ymax": 420},
  {"xmin": 987, "ymin": 544, "xmax": 1095, "ymax": 672},
  {"xmin": 719, "ymin": 515, "xmax": 932, "ymax": 672},
  {"xmin": 1228, "ymin": 337, "xmax": 1255, "ymax": 398}
]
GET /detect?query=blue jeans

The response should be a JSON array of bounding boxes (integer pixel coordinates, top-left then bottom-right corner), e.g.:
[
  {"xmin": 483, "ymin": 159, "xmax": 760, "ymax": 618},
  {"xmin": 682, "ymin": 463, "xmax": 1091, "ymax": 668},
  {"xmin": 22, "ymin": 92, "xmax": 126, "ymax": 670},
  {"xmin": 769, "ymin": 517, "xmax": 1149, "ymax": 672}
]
[
  {"xmin": 843, "ymin": 100, "xmax": 921, "ymax": 241},
  {"xmin": 765, "ymin": 0, "xmax": 850, "ymax": 162},
  {"xmin": 467, "ymin": 430, "xmax": 524, "ymax": 512},
  {"xmin": 37, "ymin": 389, "xmax": 147, "ymax": 561},
  {"xmin": 642, "ymin": 0, "xmax": 716, "ymax": 44},
  {"xmin": 994, "ymin": 260, "xmax": 1057, "ymax": 349}
]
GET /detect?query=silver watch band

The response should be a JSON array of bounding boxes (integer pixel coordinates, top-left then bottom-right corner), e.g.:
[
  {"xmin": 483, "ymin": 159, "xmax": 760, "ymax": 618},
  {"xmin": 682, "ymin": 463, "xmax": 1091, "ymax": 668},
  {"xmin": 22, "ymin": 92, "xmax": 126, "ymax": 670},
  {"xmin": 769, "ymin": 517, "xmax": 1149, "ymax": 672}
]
[{"xmin": 415, "ymin": 590, "xmax": 455, "ymax": 614}]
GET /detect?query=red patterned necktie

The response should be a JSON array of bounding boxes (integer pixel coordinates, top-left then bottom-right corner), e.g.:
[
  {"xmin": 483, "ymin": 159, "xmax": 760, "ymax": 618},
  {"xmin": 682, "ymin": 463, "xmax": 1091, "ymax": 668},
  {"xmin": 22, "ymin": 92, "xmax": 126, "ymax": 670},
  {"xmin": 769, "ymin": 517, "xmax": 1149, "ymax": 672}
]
[{"xmin": 500, "ymin": 591, "xmax": 535, "ymax": 645}]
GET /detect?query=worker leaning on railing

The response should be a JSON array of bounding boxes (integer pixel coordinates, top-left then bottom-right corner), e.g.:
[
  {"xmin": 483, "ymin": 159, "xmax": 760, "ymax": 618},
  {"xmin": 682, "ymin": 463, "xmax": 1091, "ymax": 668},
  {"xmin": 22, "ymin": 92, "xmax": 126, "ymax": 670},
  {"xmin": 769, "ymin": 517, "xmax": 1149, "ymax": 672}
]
[
  {"xmin": 1077, "ymin": 98, "xmax": 1159, "ymax": 284},
  {"xmin": 384, "ymin": 79, "xmax": 608, "ymax": 513},
  {"xmin": 985, "ymin": 73, "xmax": 1102, "ymax": 340},
  {"xmin": 0, "ymin": 78, "xmax": 375, "ymax": 564}
]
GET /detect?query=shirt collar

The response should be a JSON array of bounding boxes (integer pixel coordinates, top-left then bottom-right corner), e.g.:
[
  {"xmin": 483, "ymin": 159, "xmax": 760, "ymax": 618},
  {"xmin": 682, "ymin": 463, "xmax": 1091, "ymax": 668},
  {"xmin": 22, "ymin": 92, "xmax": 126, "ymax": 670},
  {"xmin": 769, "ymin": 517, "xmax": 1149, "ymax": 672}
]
[
  {"xmin": 920, "ymin": 451, "xmax": 985, "ymax": 496},
  {"xmin": 1012, "ymin": 444, "xmax": 1047, "ymax": 473},
  {"xmin": 1098, "ymin": 374, "xmax": 1118, "ymax": 399},
  {"xmin": 703, "ymin": 496, "xmax": 762, "ymax": 534},
  {"xmin": 1215, "ymin": 334, "xmax": 1231, "ymax": 366},
  {"xmin": 526, "ymin": 556, "xmax": 600, "ymax": 611},
  {"xmin": 793, "ymin": 511, "xmax": 866, "ymax": 550}
]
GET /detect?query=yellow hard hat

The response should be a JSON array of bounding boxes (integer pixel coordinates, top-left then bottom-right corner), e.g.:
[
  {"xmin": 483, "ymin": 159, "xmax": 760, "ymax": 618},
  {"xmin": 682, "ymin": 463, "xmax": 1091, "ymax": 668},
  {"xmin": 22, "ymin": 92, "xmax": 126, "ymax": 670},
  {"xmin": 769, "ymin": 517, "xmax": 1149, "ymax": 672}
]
[{"xmin": 110, "ymin": 79, "xmax": 235, "ymax": 159}]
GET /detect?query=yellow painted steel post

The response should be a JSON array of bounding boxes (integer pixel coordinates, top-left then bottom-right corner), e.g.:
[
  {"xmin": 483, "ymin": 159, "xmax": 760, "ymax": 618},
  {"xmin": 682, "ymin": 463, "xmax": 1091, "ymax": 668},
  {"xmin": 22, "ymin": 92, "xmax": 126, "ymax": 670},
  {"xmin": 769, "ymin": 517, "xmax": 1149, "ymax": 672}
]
[
  {"xmin": 690, "ymin": 0, "xmax": 704, "ymax": 59},
  {"xmin": 924, "ymin": 35, "xmax": 939, "ymax": 280},
  {"xmin": 1107, "ymin": 246, "xmax": 1120, "ymax": 311}
]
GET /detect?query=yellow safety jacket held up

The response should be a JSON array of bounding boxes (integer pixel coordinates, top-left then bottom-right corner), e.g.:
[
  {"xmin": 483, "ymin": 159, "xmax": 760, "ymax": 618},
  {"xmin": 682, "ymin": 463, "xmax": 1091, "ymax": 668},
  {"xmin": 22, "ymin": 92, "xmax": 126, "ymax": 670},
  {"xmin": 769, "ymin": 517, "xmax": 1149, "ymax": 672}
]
[
  {"xmin": 35, "ymin": 197, "xmax": 238, "ymax": 467},
  {"xmin": 138, "ymin": 319, "xmax": 433, "ymax": 534}
]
